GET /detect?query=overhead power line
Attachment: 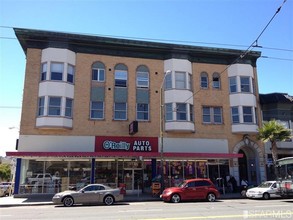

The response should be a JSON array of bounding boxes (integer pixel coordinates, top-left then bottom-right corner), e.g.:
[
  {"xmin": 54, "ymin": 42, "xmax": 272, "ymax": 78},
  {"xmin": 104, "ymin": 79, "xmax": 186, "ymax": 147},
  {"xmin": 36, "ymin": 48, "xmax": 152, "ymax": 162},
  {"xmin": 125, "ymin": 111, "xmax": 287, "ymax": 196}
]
[{"xmin": 181, "ymin": 0, "xmax": 288, "ymax": 104}]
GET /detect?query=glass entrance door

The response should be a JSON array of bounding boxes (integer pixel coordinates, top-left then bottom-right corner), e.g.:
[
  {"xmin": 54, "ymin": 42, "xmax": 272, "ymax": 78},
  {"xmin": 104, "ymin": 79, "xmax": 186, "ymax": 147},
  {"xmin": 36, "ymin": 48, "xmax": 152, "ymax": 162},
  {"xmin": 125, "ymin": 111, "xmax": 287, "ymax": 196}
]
[{"xmin": 124, "ymin": 168, "xmax": 143, "ymax": 194}]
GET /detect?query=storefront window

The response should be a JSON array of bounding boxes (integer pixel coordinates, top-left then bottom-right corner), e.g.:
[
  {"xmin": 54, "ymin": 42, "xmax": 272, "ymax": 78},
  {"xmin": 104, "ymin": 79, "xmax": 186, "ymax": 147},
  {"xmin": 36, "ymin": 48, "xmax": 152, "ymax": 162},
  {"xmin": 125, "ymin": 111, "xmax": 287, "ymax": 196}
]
[{"xmin": 19, "ymin": 159, "xmax": 91, "ymax": 194}]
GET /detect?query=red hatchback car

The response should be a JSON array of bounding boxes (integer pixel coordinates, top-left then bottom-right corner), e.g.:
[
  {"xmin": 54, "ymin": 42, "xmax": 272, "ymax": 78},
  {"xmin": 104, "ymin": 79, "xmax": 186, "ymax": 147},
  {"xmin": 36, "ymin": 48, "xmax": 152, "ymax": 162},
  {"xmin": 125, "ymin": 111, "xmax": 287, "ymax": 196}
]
[{"xmin": 160, "ymin": 178, "xmax": 220, "ymax": 203}]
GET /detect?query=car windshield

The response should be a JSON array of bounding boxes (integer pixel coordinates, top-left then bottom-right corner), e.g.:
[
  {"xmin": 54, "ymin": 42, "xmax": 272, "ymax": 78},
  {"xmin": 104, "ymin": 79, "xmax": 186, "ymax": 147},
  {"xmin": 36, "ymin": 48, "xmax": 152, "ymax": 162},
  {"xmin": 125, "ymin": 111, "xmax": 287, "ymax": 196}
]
[
  {"xmin": 258, "ymin": 182, "xmax": 273, "ymax": 188},
  {"xmin": 178, "ymin": 181, "xmax": 187, "ymax": 188}
]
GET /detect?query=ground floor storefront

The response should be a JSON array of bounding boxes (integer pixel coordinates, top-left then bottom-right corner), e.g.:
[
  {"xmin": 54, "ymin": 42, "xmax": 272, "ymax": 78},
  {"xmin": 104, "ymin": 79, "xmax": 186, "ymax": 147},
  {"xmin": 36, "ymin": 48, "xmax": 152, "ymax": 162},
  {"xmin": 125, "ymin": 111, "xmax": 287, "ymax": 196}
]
[
  {"xmin": 7, "ymin": 135, "xmax": 267, "ymax": 195},
  {"xmin": 12, "ymin": 157, "xmax": 233, "ymax": 195}
]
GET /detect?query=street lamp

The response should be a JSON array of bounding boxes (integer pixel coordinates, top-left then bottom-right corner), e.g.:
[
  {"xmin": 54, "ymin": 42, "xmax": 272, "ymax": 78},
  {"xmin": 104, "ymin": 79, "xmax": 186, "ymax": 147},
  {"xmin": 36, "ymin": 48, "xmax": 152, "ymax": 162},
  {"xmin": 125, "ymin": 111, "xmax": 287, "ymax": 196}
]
[{"xmin": 159, "ymin": 70, "xmax": 171, "ymax": 192}]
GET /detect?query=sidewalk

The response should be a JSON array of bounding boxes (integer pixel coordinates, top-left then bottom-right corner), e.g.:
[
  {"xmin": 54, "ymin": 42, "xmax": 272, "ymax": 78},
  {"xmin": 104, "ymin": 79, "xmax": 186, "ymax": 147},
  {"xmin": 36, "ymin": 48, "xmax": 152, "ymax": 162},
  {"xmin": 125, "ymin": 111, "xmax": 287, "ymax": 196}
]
[{"xmin": 0, "ymin": 192, "xmax": 242, "ymax": 207}]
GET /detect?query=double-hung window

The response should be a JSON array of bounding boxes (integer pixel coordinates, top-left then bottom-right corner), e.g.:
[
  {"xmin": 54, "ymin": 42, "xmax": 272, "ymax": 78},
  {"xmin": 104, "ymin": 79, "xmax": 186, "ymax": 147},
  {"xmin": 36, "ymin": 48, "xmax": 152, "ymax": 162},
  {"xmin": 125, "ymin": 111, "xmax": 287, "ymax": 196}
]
[
  {"xmin": 136, "ymin": 66, "xmax": 149, "ymax": 88},
  {"xmin": 165, "ymin": 103, "xmax": 173, "ymax": 121},
  {"xmin": 114, "ymin": 64, "xmax": 128, "ymax": 87},
  {"xmin": 50, "ymin": 62, "xmax": 63, "ymax": 81},
  {"xmin": 201, "ymin": 72, "xmax": 208, "ymax": 89},
  {"xmin": 229, "ymin": 77, "xmax": 237, "ymax": 93},
  {"xmin": 90, "ymin": 101, "xmax": 104, "ymax": 119},
  {"xmin": 136, "ymin": 103, "xmax": 149, "ymax": 120},
  {"xmin": 212, "ymin": 73, "xmax": 220, "ymax": 89},
  {"xmin": 114, "ymin": 103, "xmax": 127, "ymax": 120},
  {"xmin": 65, "ymin": 98, "xmax": 73, "ymax": 117},
  {"xmin": 176, "ymin": 103, "xmax": 187, "ymax": 120},
  {"xmin": 38, "ymin": 97, "xmax": 45, "ymax": 116},
  {"xmin": 41, "ymin": 63, "xmax": 47, "ymax": 81},
  {"xmin": 67, "ymin": 64, "xmax": 75, "ymax": 83},
  {"xmin": 175, "ymin": 72, "xmax": 186, "ymax": 89},
  {"xmin": 165, "ymin": 72, "xmax": 172, "ymax": 90},
  {"xmin": 202, "ymin": 106, "xmax": 223, "ymax": 124},
  {"xmin": 240, "ymin": 76, "xmax": 251, "ymax": 93},
  {"xmin": 48, "ymin": 97, "xmax": 61, "ymax": 116},
  {"xmin": 243, "ymin": 106, "xmax": 253, "ymax": 123},
  {"xmin": 231, "ymin": 107, "xmax": 240, "ymax": 123}
]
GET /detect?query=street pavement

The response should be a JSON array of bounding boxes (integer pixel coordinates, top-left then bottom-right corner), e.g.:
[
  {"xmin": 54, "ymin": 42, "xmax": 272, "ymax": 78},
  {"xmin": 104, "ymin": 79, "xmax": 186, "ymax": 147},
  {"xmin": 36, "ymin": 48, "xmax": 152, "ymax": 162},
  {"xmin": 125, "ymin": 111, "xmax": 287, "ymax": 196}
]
[{"xmin": 0, "ymin": 192, "xmax": 242, "ymax": 207}]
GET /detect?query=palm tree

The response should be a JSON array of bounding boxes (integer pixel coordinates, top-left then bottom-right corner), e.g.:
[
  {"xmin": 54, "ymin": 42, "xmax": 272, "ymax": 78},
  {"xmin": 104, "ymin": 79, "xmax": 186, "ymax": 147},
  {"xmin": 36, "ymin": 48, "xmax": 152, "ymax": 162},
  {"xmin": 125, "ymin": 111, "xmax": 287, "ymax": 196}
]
[{"xmin": 258, "ymin": 120, "xmax": 292, "ymax": 176}]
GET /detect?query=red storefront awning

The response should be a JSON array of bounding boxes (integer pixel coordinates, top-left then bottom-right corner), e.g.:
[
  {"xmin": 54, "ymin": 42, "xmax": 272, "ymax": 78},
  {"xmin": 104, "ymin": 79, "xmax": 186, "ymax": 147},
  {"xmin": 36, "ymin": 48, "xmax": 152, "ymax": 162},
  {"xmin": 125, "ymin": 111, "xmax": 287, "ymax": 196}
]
[{"xmin": 6, "ymin": 151, "xmax": 243, "ymax": 159}]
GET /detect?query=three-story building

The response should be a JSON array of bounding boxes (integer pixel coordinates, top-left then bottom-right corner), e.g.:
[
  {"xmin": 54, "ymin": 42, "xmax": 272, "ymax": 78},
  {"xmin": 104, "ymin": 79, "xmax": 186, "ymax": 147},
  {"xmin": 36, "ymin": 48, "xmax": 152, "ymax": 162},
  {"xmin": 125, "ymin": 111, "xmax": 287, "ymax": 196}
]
[{"xmin": 7, "ymin": 28, "xmax": 265, "ymax": 195}]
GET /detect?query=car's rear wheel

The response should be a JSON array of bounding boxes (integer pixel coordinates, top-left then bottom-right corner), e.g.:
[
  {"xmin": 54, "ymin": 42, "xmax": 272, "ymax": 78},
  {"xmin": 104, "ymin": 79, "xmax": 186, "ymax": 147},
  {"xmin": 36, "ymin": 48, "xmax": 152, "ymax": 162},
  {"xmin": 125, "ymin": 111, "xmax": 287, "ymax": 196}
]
[
  {"xmin": 104, "ymin": 195, "xmax": 114, "ymax": 205},
  {"xmin": 206, "ymin": 193, "xmax": 216, "ymax": 202},
  {"xmin": 63, "ymin": 196, "xmax": 74, "ymax": 207},
  {"xmin": 171, "ymin": 194, "xmax": 181, "ymax": 203},
  {"xmin": 263, "ymin": 192, "xmax": 270, "ymax": 200}
]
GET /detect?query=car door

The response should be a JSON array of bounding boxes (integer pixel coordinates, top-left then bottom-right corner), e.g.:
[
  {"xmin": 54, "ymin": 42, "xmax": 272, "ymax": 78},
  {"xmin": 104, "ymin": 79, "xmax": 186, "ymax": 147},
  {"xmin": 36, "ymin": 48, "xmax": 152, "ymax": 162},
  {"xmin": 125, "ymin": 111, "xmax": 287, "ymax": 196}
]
[
  {"xmin": 269, "ymin": 183, "xmax": 278, "ymax": 198},
  {"xmin": 77, "ymin": 185, "xmax": 101, "ymax": 203},
  {"xmin": 193, "ymin": 180, "xmax": 210, "ymax": 199},
  {"xmin": 183, "ymin": 181, "xmax": 197, "ymax": 200}
]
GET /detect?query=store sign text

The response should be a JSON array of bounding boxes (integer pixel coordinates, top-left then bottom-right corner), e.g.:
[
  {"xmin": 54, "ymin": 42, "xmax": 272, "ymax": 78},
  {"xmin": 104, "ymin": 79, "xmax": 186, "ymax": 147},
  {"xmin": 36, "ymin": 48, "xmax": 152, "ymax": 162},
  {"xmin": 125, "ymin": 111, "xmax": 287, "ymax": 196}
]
[{"xmin": 103, "ymin": 140, "xmax": 152, "ymax": 152}]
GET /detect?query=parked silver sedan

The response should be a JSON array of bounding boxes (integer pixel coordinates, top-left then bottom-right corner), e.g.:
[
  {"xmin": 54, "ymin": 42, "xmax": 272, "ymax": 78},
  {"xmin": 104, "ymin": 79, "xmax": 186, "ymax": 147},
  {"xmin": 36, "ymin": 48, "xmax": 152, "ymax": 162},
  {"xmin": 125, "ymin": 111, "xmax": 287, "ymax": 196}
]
[{"xmin": 52, "ymin": 184, "xmax": 124, "ymax": 207}]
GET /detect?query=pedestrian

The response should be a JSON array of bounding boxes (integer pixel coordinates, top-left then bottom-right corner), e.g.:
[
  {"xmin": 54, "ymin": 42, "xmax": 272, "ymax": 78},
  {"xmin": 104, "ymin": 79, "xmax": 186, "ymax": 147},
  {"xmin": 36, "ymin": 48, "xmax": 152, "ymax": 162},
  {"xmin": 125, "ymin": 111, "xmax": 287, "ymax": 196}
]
[{"xmin": 228, "ymin": 175, "xmax": 237, "ymax": 193}]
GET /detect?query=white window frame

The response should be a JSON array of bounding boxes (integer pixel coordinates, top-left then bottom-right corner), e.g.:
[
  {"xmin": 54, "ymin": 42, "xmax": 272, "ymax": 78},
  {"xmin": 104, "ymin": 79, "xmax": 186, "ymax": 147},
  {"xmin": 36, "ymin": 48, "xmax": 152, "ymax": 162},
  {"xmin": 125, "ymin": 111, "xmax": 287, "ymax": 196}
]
[
  {"xmin": 90, "ymin": 101, "xmax": 104, "ymax": 119},
  {"xmin": 38, "ymin": 97, "xmax": 45, "ymax": 116},
  {"xmin": 67, "ymin": 64, "xmax": 75, "ymax": 83},
  {"xmin": 201, "ymin": 73, "xmax": 208, "ymax": 89},
  {"xmin": 243, "ymin": 106, "xmax": 253, "ymax": 123},
  {"xmin": 176, "ymin": 103, "xmax": 187, "ymax": 121},
  {"xmin": 202, "ymin": 106, "xmax": 223, "ymax": 124},
  {"xmin": 48, "ymin": 96, "xmax": 61, "ymax": 116},
  {"xmin": 114, "ymin": 102, "xmax": 127, "ymax": 120},
  {"xmin": 136, "ymin": 71, "xmax": 149, "ymax": 88},
  {"xmin": 231, "ymin": 107, "xmax": 240, "ymax": 124},
  {"xmin": 65, "ymin": 98, "xmax": 73, "ymax": 118},
  {"xmin": 175, "ymin": 71, "xmax": 186, "ymax": 89},
  {"xmin": 229, "ymin": 76, "xmax": 237, "ymax": 93},
  {"xmin": 115, "ymin": 70, "xmax": 127, "ymax": 87},
  {"xmin": 165, "ymin": 103, "xmax": 173, "ymax": 121},
  {"xmin": 240, "ymin": 76, "xmax": 251, "ymax": 93},
  {"xmin": 92, "ymin": 68, "xmax": 105, "ymax": 82},
  {"xmin": 41, "ymin": 63, "xmax": 47, "ymax": 81},
  {"xmin": 136, "ymin": 103, "xmax": 149, "ymax": 121},
  {"xmin": 50, "ymin": 62, "xmax": 64, "ymax": 81}
]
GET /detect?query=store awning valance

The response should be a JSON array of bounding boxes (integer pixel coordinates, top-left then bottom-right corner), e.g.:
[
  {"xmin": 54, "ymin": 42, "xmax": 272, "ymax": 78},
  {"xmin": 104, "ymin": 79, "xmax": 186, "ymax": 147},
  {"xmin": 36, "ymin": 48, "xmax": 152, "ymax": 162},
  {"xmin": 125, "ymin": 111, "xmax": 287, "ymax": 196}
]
[{"xmin": 6, "ymin": 151, "xmax": 243, "ymax": 159}]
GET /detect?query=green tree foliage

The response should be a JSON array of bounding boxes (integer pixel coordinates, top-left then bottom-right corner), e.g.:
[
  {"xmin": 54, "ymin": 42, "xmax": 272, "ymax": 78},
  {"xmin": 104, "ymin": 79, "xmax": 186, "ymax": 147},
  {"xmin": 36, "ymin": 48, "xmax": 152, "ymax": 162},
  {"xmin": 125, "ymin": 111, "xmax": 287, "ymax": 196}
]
[
  {"xmin": 258, "ymin": 120, "xmax": 292, "ymax": 175},
  {"xmin": 0, "ymin": 163, "xmax": 11, "ymax": 181}
]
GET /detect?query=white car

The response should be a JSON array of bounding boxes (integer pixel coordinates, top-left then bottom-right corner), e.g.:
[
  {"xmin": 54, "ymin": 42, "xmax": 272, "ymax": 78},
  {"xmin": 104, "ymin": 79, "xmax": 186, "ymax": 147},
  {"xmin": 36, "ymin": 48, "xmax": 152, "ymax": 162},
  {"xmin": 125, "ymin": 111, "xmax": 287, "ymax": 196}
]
[{"xmin": 246, "ymin": 181, "xmax": 279, "ymax": 200}]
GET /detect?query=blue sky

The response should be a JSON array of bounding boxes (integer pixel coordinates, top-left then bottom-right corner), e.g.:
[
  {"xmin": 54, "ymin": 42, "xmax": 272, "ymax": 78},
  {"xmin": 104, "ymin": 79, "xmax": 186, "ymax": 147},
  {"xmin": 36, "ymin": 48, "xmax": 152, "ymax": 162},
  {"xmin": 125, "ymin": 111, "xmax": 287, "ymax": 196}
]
[{"xmin": 0, "ymin": 0, "xmax": 292, "ymax": 156}]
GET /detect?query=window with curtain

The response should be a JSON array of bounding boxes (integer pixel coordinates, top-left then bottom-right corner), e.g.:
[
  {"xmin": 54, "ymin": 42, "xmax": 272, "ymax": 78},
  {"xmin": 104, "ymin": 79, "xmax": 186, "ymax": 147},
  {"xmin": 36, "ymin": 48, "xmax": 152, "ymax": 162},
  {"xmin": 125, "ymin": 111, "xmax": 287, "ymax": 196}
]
[
  {"xmin": 114, "ymin": 64, "xmax": 128, "ymax": 87},
  {"xmin": 50, "ymin": 62, "xmax": 63, "ymax": 80},
  {"xmin": 67, "ymin": 64, "xmax": 75, "ymax": 83},
  {"xmin": 136, "ymin": 65, "xmax": 149, "ymax": 88},
  {"xmin": 175, "ymin": 71, "xmax": 186, "ymax": 89}
]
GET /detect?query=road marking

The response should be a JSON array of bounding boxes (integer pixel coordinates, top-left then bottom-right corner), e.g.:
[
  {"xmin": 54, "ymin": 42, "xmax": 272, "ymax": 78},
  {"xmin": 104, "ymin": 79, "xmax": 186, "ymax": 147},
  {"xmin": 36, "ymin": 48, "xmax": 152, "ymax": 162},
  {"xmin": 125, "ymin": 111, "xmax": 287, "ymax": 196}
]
[
  {"xmin": 255, "ymin": 204, "xmax": 291, "ymax": 208},
  {"xmin": 137, "ymin": 211, "xmax": 293, "ymax": 220},
  {"xmin": 119, "ymin": 209, "xmax": 162, "ymax": 213}
]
